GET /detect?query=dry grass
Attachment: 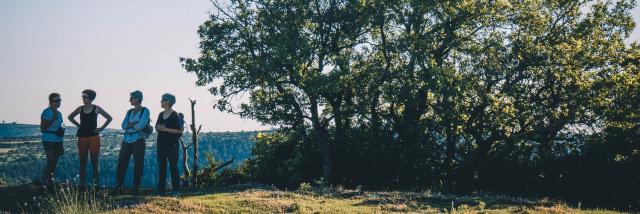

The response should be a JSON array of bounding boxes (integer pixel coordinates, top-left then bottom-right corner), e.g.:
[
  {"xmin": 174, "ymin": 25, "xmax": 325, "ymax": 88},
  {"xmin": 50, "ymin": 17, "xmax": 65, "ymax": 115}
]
[
  {"xmin": 0, "ymin": 183, "xmax": 626, "ymax": 213},
  {"xmin": 103, "ymin": 187, "xmax": 626, "ymax": 214},
  {"xmin": 105, "ymin": 196, "xmax": 208, "ymax": 214}
]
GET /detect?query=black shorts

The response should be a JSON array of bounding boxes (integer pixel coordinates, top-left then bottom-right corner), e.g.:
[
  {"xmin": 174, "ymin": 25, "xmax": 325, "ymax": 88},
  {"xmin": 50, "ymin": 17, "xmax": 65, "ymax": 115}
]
[{"xmin": 43, "ymin": 141, "xmax": 64, "ymax": 155}]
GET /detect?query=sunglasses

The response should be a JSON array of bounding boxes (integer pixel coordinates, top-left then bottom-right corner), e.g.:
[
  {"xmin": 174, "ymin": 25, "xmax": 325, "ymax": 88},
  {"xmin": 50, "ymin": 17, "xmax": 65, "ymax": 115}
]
[
  {"xmin": 82, "ymin": 96, "xmax": 89, "ymax": 99},
  {"xmin": 52, "ymin": 99, "xmax": 61, "ymax": 103}
]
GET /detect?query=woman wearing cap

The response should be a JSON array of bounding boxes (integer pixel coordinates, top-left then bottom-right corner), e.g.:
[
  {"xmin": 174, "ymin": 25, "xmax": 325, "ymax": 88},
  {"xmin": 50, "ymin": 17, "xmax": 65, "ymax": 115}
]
[
  {"xmin": 40, "ymin": 93, "xmax": 64, "ymax": 192},
  {"xmin": 68, "ymin": 89, "xmax": 113, "ymax": 191},
  {"xmin": 113, "ymin": 90, "xmax": 150, "ymax": 194},
  {"xmin": 155, "ymin": 93, "xmax": 183, "ymax": 196}
]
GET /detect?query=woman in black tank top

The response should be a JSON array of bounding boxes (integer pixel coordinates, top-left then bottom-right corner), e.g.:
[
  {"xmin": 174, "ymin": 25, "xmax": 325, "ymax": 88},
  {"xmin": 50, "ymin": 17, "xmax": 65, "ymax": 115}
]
[
  {"xmin": 77, "ymin": 105, "xmax": 98, "ymax": 137},
  {"xmin": 68, "ymin": 89, "xmax": 113, "ymax": 191}
]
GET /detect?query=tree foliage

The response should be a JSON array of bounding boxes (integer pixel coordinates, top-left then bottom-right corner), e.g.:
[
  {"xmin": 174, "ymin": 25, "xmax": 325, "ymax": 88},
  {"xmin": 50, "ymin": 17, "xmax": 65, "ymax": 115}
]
[{"xmin": 182, "ymin": 0, "xmax": 640, "ymax": 209}]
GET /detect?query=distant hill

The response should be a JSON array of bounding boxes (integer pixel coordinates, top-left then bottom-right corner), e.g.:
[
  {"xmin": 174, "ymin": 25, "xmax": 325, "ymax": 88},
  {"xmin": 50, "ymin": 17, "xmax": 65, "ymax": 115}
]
[{"xmin": 0, "ymin": 123, "xmax": 75, "ymax": 139}]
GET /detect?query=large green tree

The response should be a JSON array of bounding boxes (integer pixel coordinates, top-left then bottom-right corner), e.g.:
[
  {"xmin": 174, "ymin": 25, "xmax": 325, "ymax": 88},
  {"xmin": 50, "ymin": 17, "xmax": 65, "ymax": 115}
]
[
  {"xmin": 182, "ymin": 0, "xmax": 640, "ymax": 195},
  {"xmin": 181, "ymin": 0, "xmax": 373, "ymax": 182}
]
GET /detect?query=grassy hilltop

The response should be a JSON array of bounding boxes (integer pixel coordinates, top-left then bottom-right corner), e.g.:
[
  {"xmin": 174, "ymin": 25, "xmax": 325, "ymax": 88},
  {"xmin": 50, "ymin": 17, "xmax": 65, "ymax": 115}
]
[{"xmin": 0, "ymin": 183, "xmax": 625, "ymax": 213}]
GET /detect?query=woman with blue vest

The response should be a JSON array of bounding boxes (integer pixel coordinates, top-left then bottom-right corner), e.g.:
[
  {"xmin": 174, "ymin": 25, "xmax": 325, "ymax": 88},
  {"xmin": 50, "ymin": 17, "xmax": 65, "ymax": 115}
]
[
  {"xmin": 112, "ymin": 90, "xmax": 150, "ymax": 194},
  {"xmin": 40, "ymin": 92, "xmax": 64, "ymax": 192}
]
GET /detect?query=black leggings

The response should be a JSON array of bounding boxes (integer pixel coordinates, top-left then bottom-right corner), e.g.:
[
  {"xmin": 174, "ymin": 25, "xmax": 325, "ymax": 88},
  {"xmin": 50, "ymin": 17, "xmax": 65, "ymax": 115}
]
[
  {"xmin": 157, "ymin": 140, "xmax": 180, "ymax": 191},
  {"xmin": 42, "ymin": 142, "xmax": 64, "ymax": 188},
  {"xmin": 116, "ymin": 139, "xmax": 146, "ymax": 188}
]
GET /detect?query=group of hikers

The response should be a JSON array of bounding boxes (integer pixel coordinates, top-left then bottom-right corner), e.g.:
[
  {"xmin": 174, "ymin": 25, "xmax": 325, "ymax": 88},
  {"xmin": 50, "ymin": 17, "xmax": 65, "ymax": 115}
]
[{"xmin": 39, "ymin": 90, "xmax": 183, "ymax": 196}]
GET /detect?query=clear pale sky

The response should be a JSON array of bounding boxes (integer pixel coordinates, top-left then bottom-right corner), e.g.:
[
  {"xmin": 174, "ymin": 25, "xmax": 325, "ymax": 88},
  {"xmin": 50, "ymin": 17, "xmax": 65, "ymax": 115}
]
[{"xmin": 0, "ymin": 1, "xmax": 639, "ymax": 131}]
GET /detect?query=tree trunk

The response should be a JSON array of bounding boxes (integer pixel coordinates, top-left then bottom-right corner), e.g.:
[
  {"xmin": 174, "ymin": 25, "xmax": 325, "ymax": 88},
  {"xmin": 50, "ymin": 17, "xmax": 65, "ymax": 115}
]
[
  {"xmin": 474, "ymin": 137, "xmax": 490, "ymax": 188},
  {"xmin": 310, "ymin": 95, "xmax": 332, "ymax": 183},
  {"xmin": 189, "ymin": 99, "xmax": 200, "ymax": 187},
  {"xmin": 180, "ymin": 138, "xmax": 191, "ymax": 179}
]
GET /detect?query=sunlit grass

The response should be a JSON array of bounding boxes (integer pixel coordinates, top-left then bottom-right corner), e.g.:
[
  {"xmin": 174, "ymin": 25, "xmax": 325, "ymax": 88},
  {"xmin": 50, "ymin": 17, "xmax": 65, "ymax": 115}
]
[
  {"xmin": 102, "ymin": 186, "xmax": 626, "ymax": 214},
  {"xmin": 21, "ymin": 186, "xmax": 114, "ymax": 214},
  {"xmin": 1, "ymin": 182, "xmax": 626, "ymax": 213}
]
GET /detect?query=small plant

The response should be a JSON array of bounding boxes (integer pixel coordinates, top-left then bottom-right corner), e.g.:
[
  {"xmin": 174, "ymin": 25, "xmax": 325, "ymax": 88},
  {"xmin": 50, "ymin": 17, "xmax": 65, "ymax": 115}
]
[
  {"xmin": 298, "ymin": 182, "xmax": 312, "ymax": 192},
  {"xmin": 287, "ymin": 202, "xmax": 301, "ymax": 213},
  {"xmin": 196, "ymin": 152, "xmax": 238, "ymax": 187}
]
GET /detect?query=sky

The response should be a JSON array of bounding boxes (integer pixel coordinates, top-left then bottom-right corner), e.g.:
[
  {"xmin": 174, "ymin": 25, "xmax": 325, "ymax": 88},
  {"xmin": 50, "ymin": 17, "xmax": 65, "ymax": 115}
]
[
  {"xmin": 0, "ymin": 1, "xmax": 639, "ymax": 132},
  {"xmin": 0, "ymin": 0, "xmax": 269, "ymax": 132}
]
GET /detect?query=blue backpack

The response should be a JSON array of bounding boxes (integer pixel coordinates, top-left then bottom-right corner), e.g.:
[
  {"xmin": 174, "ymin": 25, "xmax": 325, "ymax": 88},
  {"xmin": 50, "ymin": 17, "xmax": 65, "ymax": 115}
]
[{"xmin": 177, "ymin": 112, "xmax": 185, "ymax": 137}]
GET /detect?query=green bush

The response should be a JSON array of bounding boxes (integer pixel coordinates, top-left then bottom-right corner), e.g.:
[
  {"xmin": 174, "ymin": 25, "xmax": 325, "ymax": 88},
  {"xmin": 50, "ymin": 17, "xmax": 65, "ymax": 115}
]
[
  {"xmin": 298, "ymin": 182, "xmax": 312, "ymax": 192},
  {"xmin": 196, "ymin": 153, "xmax": 250, "ymax": 187},
  {"xmin": 244, "ymin": 130, "xmax": 321, "ymax": 187}
]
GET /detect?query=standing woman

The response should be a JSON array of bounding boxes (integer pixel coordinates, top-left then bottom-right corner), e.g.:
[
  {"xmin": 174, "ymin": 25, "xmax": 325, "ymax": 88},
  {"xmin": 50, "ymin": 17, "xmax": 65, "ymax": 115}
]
[
  {"xmin": 155, "ymin": 93, "xmax": 183, "ymax": 196},
  {"xmin": 113, "ymin": 90, "xmax": 150, "ymax": 194},
  {"xmin": 40, "ymin": 93, "xmax": 64, "ymax": 192},
  {"xmin": 68, "ymin": 89, "xmax": 112, "ymax": 191}
]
